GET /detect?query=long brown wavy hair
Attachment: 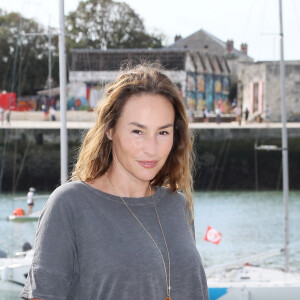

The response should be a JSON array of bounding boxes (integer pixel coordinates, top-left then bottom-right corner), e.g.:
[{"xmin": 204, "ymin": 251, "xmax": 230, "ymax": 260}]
[{"xmin": 71, "ymin": 62, "xmax": 195, "ymax": 221}]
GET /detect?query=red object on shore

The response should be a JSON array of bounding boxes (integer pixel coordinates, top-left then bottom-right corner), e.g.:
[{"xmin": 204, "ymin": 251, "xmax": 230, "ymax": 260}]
[
  {"xmin": 204, "ymin": 226, "xmax": 222, "ymax": 245},
  {"xmin": 0, "ymin": 92, "xmax": 17, "ymax": 110}
]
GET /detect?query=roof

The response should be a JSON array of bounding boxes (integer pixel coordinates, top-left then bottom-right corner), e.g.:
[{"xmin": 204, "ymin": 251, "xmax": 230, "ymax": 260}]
[
  {"xmin": 70, "ymin": 48, "xmax": 188, "ymax": 71},
  {"xmin": 168, "ymin": 29, "xmax": 249, "ymax": 58}
]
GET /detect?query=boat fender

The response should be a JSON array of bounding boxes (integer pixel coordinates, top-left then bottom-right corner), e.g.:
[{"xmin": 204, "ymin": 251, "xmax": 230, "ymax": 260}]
[
  {"xmin": 13, "ymin": 208, "xmax": 25, "ymax": 216},
  {"xmin": 0, "ymin": 249, "xmax": 7, "ymax": 258},
  {"xmin": 22, "ymin": 242, "xmax": 32, "ymax": 252}
]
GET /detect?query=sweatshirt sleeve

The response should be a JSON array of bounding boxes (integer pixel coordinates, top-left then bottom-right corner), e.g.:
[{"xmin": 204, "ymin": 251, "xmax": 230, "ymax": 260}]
[{"xmin": 20, "ymin": 185, "xmax": 78, "ymax": 300}]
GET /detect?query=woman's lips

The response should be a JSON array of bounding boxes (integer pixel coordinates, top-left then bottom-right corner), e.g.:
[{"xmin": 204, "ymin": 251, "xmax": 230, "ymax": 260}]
[{"xmin": 138, "ymin": 161, "xmax": 158, "ymax": 168}]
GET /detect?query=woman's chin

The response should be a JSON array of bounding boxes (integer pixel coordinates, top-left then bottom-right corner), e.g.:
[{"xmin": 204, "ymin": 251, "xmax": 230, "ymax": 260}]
[{"xmin": 135, "ymin": 170, "xmax": 159, "ymax": 182}]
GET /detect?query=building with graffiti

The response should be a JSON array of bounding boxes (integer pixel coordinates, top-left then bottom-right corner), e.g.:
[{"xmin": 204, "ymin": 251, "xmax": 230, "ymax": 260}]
[
  {"xmin": 185, "ymin": 52, "xmax": 230, "ymax": 113},
  {"xmin": 69, "ymin": 48, "xmax": 231, "ymax": 114},
  {"xmin": 32, "ymin": 29, "xmax": 251, "ymax": 115}
]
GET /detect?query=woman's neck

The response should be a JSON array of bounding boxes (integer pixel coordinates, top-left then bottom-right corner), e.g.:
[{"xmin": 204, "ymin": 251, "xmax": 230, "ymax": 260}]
[{"xmin": 105, "ymin": 169, "xmax": 150, "ymax": 198}]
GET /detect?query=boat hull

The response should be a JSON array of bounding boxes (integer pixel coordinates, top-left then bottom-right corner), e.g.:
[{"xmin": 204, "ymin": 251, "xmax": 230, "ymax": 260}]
[
  {"xmin": 8, "ymin": 211, "xmax": 41, "ymax": 222},
  {"xmin": 208, "ymin": 286, "xmax": 300, "ymax": 300},
  {"xmin": 208, "ymin": 266, "xmax": 300, "ymax": 300},
  {"xmin": 8, "ymin": 215, "xmax": 39, "ymax": 222},
  {"xmin": 0, "ymin": 252, "xmax": 33, "ymax": 291}
]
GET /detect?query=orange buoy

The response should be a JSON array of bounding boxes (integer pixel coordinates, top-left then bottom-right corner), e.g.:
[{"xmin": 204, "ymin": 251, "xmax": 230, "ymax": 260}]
[{"xmin": 13, "ymin": 208, "xmax": 25, "ymax": 216}]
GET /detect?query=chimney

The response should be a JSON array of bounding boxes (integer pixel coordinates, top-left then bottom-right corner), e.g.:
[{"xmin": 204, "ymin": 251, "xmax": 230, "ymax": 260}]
[
  {"xmin": 226, "ymin": 40, "xmax": 234, "ymax": 53},
  {"xmin": 240, "ymin": 43, "xmax": 248, "ymax": 55},
  {"xmin": 174, "ymin": 34, "xmax": 182, "ymax": 42}
]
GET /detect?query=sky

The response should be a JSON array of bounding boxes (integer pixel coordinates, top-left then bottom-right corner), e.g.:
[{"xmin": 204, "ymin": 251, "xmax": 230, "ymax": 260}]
[{"xmin": 1, "ymin": 0, "xmax": 300, "ymax": 61}]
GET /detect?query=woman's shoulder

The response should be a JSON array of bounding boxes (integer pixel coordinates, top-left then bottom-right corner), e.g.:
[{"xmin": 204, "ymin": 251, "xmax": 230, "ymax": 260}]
[
  {"xmin": 46, "ymin": 181, "xmax": 86, "ymax": 209},
  {"xmin": 51, "ymin": 180, "xmax": 85, "ymax": 197},
  {"xmin": 157, "ymin": 187, "xmax": 192, "ymax": 220},
  {"xmin": 157, "ymin": 186, "xmax": 187, "ymax": 203}
]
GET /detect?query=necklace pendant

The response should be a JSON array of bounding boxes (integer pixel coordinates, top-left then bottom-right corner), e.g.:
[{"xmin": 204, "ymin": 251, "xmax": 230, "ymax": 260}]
[{"xmin": 165, "ymin": 297, "xmax": 171, "ymax": 300}]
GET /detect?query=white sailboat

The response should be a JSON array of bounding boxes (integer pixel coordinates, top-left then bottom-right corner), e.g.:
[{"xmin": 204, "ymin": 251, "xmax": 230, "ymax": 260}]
[
  {"xmin": 7, "ymin": 210, "xmax": 41, "ymax": 222},
  {"xmin": 0, "ymin": 251, "xmax": 34, "ymax": 292},
  {"xmin": 7, "ymin": 195, "xmax": 48, "ymax": 222},
  {"xmin": 207, "ymin": 251, "xmax": 300, "ymax": 300},
  {"xmin": 207, "ymin": 1, "xmax": 300, "ymax": 299}
]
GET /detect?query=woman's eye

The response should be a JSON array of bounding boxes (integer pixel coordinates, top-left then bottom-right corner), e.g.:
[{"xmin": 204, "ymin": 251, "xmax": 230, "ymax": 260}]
[
  {"xmin": 159, "ymin": 131, "xmax": 169, "ymax": 135},
  {"xmin": 132, "ymin": 129, "xmax": 142, "ymax": 135}
]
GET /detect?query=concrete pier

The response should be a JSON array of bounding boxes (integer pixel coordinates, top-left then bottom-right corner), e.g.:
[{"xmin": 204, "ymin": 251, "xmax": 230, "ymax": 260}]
[{"xmin": 1, "ymin": 120, "xmax": 300, "ymax": 130}]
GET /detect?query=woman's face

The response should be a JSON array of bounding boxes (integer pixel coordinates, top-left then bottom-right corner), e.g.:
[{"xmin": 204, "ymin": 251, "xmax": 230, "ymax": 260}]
[{"xmin": 107, "ymin": 93, "xmax": 175, "ymax": 184}]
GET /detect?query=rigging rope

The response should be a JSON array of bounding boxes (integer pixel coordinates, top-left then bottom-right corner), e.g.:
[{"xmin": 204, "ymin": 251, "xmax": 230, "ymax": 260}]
[
  {"xmin": 0, "ymin": 127, "xmax": 9, "ymax": 192},
  {"xmin": 215, "ymin": 136, "xmax": 232, "ymax": 190},
  {"xmin": 207, "ymin": 130, "xmax": 227, "ymax": 191},
  {"xmin": 13, "ymin": 130, "xmax": 33, "ymax": 193}
]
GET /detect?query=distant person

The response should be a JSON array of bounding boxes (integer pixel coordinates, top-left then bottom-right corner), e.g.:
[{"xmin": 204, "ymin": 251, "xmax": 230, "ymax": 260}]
[
  {"xmin": 49, "ymin": 106, "xmax": 56, "ymax": 121},
  {"xmin": 215, "ymin": 105, "xmax": 221, "ymax": 124},
  {"xmin": 203, "ymin": 106, "xmax": 209, "ymax": 122},
  {"xmin": 244, "ymin": 107, "xmax": 249, "ymax": 123},
  {"xmin": 256, "ymin": 114, "xmax": 263, "ymax": 123},
  {"xmin": 42, "ymin": 104, "xmax": 49, "ymax": 121},
  {"xmin": 0, "ymin": 106, "xmax": 4, "ymax": 125},
  {"xmin": 27, "ymin": 187, "xmax": 35, "ymax": 215},
  {"xmin": 265, "ymin": 104, "xmax": 270, "ymax": 126},
  {"xmin": 234, "ymin": 105, "xmax": 242, "ymax": 125},
  {"xmin": 187, "ymin": 106, "xmax": 195, "ymax": 122},
  {"xmin": 6, "ymin": 108, "xmax": 11, "ymax": 125},
  {"xmin": 232, "ymin": 98, "xmax": 237, "ymax": 109}
]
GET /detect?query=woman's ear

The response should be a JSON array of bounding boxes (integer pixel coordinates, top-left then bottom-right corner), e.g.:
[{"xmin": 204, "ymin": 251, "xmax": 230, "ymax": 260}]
[{"xmin": 106, "ymin": 128, "xmax": 113, "ymax": 140}]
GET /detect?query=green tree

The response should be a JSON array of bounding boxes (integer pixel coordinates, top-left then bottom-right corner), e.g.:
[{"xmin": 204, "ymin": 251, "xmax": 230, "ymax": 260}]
[
  {"xmin": 0, "ymin": 1, "xmax": 164, "ymax": 97},
  {"xmin": 66, "ymin": 0, "xmax": 163, "ymax": 49},
  {"xmin": 0, "ymin": 9, "xmax": 59, "ymax": 96}
]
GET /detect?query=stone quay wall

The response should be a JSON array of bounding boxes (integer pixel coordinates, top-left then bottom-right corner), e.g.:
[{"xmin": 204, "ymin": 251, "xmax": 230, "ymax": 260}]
[{"xmin": 1, "ymin": 125, "xmax": 299, "ymax": 192}]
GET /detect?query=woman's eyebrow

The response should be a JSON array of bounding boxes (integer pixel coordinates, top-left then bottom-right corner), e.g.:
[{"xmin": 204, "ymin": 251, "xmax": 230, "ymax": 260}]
[
  {"xmin": 128, "ymin": 122, "xmax": 146, "ymax": 129},
  {"xmin": 158, "ymin": 123, "xmax": 174, "ymax": 130},
  {"xmin": 128, "ymin": 122, "xmax": 174, "ymax": 130}
]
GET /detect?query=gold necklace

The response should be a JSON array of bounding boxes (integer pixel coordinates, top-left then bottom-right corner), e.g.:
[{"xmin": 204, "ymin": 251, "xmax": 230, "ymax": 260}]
[{"xmin": 105, "ymin": 172, "xmax": 171, "ymax": 300}]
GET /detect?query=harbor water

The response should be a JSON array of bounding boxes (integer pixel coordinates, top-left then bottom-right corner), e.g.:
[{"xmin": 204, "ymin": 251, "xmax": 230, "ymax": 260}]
[{"xmin": 0, "ymin": 190, "xmax": 299, "ymax": 299}]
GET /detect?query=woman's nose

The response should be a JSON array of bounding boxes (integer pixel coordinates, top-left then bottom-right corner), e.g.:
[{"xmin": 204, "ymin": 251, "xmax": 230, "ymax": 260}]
[{"xmin": 143, "ymin": 135, "xmax": 158, "ymax": 156}]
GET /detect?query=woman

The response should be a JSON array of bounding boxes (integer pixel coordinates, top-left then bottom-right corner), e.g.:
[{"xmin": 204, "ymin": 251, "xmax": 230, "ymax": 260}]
[{"xmin": 20, "ymin": 63, "xmax": 209, "ymax": 300}]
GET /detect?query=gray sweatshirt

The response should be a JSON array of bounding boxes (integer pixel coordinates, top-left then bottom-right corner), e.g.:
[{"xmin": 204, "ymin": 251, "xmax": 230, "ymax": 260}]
[{"xmin": 20, "ymin": 181, "xmax": 209, "ymax": 300}]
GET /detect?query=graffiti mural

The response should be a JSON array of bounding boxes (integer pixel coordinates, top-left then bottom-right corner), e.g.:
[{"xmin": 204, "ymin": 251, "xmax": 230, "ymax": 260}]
[
  {"xmin": 87, "ymin": 85, "xmax": 105, "ymax": 108},
  {"xmin": 205, "ymin": 74, "xmax": 214, "ymax": 111},
  {"xmin": 214, "ymin": 75, "xmax": 223, "ymax": 110},
  {"xmin": 67, "ymin": 83, "xmax": 89, "ymax": 110},
  {"xmin": 196, "ymin": 74, "xmax": 206, "ymax": 111},
  {"xmin": 186, "ymin": 72, "xmax": 196, "ymax": 109},
  {"xmin": 185, "ymin": 72, "xmax": 230, "ymax": 115},
  {"xmin": 222, "ymin": 76, "xmax": 230, "ymax": 113}
]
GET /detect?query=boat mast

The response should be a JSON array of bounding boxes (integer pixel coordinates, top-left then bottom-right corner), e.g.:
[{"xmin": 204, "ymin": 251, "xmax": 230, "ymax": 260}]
[
  {"xmin": 48, "ymin": 26, "xmax": 52, "ymax": 100},
  {"xmin": 279, "ymin": 0, "xmax": 289, "ymax": 272},
  {"xmin": 58, "ymin": 0, "xmax": 68, "ymax": 184}
]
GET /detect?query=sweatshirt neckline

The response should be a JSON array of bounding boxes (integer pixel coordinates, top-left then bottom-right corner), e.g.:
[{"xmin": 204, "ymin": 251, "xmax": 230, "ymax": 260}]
[{"xmin": 79, "ymin": 181, "xmax": 162, "ymax": 207}]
